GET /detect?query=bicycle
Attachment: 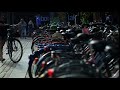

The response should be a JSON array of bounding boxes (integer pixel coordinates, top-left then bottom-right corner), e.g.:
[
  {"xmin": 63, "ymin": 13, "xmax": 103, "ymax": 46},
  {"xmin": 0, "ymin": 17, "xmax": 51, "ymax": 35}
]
[{"xmin": 6, "ymin": 24, "xmax": 23, "ymax": 63}]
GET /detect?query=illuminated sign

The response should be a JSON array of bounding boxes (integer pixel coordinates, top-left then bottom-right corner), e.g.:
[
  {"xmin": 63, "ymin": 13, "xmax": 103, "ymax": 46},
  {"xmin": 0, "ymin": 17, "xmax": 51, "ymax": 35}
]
[
  {"xmin": 36, "ymin": 16, "xmax": 41, "ymax": 26},
  {"xmin": 41, "ymin": 16, "xmax": 49, "ymax": 21}
]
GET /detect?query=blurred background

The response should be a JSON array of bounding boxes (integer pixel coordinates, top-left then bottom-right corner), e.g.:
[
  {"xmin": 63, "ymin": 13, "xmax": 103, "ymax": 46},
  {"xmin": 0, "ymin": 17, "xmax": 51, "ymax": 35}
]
[{"xmin": 0, "ymin": 12, "xmax": 119, "ymax": 27}]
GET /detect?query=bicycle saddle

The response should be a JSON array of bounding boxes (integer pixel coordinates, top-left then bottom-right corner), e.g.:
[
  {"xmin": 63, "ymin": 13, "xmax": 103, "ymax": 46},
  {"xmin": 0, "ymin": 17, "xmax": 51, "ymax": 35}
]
[
  {"xmin": 74, "ymin": 29, "xmax": 82, "ymax": 34},
  {"xmin": 51, "ymin": 50, "xmax": 62, "ymax": 54},
  {"xmin": 76, "ymin": 33, "xmax": 91, "ymax": 41},
  {"xmin": 63, "ymin": 32, "xmax": 76, "ymax": 39},
  {"xmin": 7, "ymin": 29, "xmax": 11, "ymax": 31},
  {"xmin": 53, "ymin": 61, "xmax": 102, "ymax": 78},
  {"xmin": 91, "ymin": 27, "xmax": 100, "ymax": 33},
  {"xmin": 105, "ymin": 45, "xmax": 119, "ymax": 57},
  {"xmin": 89, "ymin": 40, "xmax": 107, "ymax": 52},
  {"xmin": 70, "ymin": 33, "xmax": 91, "ymax": 44},
  {"xmin": 90, "ymin": 31, "xmax": 103, "ymax": 39},
  {"xmin": 70, "ymin": 37, "xmax": 80, "ymax": 44}
]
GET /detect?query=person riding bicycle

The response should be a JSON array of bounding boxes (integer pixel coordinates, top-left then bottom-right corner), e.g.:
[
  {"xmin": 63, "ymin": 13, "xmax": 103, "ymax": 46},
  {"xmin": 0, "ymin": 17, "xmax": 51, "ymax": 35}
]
[{"xmin": 0, "ymin": 16, "xmax": 8, "ymax": 62}]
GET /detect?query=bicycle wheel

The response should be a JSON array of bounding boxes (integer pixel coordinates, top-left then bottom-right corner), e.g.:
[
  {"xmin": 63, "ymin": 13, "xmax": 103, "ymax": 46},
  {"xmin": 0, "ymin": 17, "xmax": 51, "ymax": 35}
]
[
  {"xmin": 35, "ymin": 51, "xmax": 74, "ymax": 78},
  {"xmin": 28, "ymin": 52, "xmax": 51, "ymax": 78},
  {"xmin": 8, "ymin": 38, "xmax": 23, "ymax": 63},
  {"xmin": 30, "ymin": 53, "xmax": 45, "ymax": 78},
  {"xmin": 40, "ymin": 61, "xmax": 104, "ymax": 78}
]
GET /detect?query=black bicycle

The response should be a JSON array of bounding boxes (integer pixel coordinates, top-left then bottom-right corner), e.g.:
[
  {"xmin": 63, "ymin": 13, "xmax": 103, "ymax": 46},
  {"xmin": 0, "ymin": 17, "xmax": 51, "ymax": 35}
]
[{"xmin": 6, "ymin": 24, "xmax": 23, "ymax": 63}]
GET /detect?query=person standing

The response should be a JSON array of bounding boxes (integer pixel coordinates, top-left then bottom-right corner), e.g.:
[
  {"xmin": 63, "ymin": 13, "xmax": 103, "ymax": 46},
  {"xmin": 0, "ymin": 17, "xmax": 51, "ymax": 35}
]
[
  {"xmin": 0, "ymin": 16, "xmax": 8, "ymax": 62},
  {"xmin": 105, "ymin": 13, "xmax": 112, "ymax": 25},
  {"xmin": 18, "ymin": 18, "xmax": 27, "ymax": 38},
  {"xmin": 82, "ymin": 24, "xmax": 90, "ymax": 35},
  {"xmin": 28, "ymin": 20, "xmax": 34, "ymax": 37}
]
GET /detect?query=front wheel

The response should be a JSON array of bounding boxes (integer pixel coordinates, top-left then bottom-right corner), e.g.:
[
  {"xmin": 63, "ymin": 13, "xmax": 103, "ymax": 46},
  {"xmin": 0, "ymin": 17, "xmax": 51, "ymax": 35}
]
[{"xmin": 8, "ymin": 38, "xmax": 23, "ymax": 63}]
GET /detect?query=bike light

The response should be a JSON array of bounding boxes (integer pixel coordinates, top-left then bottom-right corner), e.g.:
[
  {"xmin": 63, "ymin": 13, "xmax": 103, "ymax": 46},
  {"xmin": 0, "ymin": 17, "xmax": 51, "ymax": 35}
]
[
  {"xmin": 47, "ymin": 69, "xmax": 54, "ymax": 78},
  {"xmin": 34, "ymin": 58, "xmax": 39, "ymax": 64}
]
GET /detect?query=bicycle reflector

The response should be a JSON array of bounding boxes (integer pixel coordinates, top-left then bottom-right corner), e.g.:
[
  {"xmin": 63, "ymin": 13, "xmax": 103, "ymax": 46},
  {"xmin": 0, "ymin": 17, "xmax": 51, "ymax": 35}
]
[
  {"xmin": 34, "ymin": 58, "xmax": 39, "ymax": 64},
  {"xmin": 41, "ymin": 61, "xmax": 46, "ymax": 68},
  {"xmin": 47, "ymin": 69, "xmax": 54, "ymax": 78}
]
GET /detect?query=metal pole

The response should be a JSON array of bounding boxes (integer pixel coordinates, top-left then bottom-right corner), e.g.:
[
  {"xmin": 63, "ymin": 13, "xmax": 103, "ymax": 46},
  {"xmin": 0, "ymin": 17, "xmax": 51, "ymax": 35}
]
[
  {"xmin": 12, "ymin": 12, "xmax": 14, "ymax": 24},
  {"xmin": 7, "ymin": 12, "xmax": 11, "ymax": 24},
  {"xmin": 67, "ymin": 13, "xmax": 69, "ymax": 26},
  {"xmin": 75, "ymin": 15, "xmax": 77, "ymax": 26}
]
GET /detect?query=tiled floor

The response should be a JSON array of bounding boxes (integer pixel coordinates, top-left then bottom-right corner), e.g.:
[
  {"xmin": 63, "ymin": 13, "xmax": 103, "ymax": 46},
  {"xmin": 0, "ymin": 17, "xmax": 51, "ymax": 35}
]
[{"xmin": 0, "ymin": 38, "xmax": 32, "ymax": 78}]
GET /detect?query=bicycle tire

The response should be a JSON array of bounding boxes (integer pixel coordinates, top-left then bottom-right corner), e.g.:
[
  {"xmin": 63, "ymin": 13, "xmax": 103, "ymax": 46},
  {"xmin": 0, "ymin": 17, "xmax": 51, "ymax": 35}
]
[
  {"xmin": 31, "ymin": 53, "xmax": 48, "ymax": 78},
  {"xmin": 34, "ymin": 52, "xmax": 52, "ymax": 77},
  {"xmin": 36, "ymin": 52, "xmax": 82, "ymax": 78},
  {"xmin": 57, "ymin": 73, "xmax": 94, "ymax": 78},
  {"xmin": 28, "ymin": 50, "xmax": 49, "ymax": 78},
  {"xmin": 8, "ymin": 38, "xmax": 23, "ymax": 63},
  {"xmin": 40, "ymin": 62, "xmax": 103, "ymax": 78}
]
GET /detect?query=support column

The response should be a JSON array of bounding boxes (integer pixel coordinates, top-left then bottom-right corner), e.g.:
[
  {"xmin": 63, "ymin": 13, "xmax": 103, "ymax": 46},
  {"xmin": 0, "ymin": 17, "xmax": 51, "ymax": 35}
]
[
  {"xmin": 11, "ymin": 12, "xmax": 14, "ymax": 24},
  {"xmin": 7, "ymin": 12, "xmax": 11, "ymax": 24}
]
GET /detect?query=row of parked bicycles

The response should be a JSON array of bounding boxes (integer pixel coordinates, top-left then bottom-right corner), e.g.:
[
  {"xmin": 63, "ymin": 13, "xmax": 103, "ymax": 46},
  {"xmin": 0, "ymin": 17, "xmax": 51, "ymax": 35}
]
[{"xmin": 27, "ymin": 23, "xmax": 119, "ymax": 78}]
